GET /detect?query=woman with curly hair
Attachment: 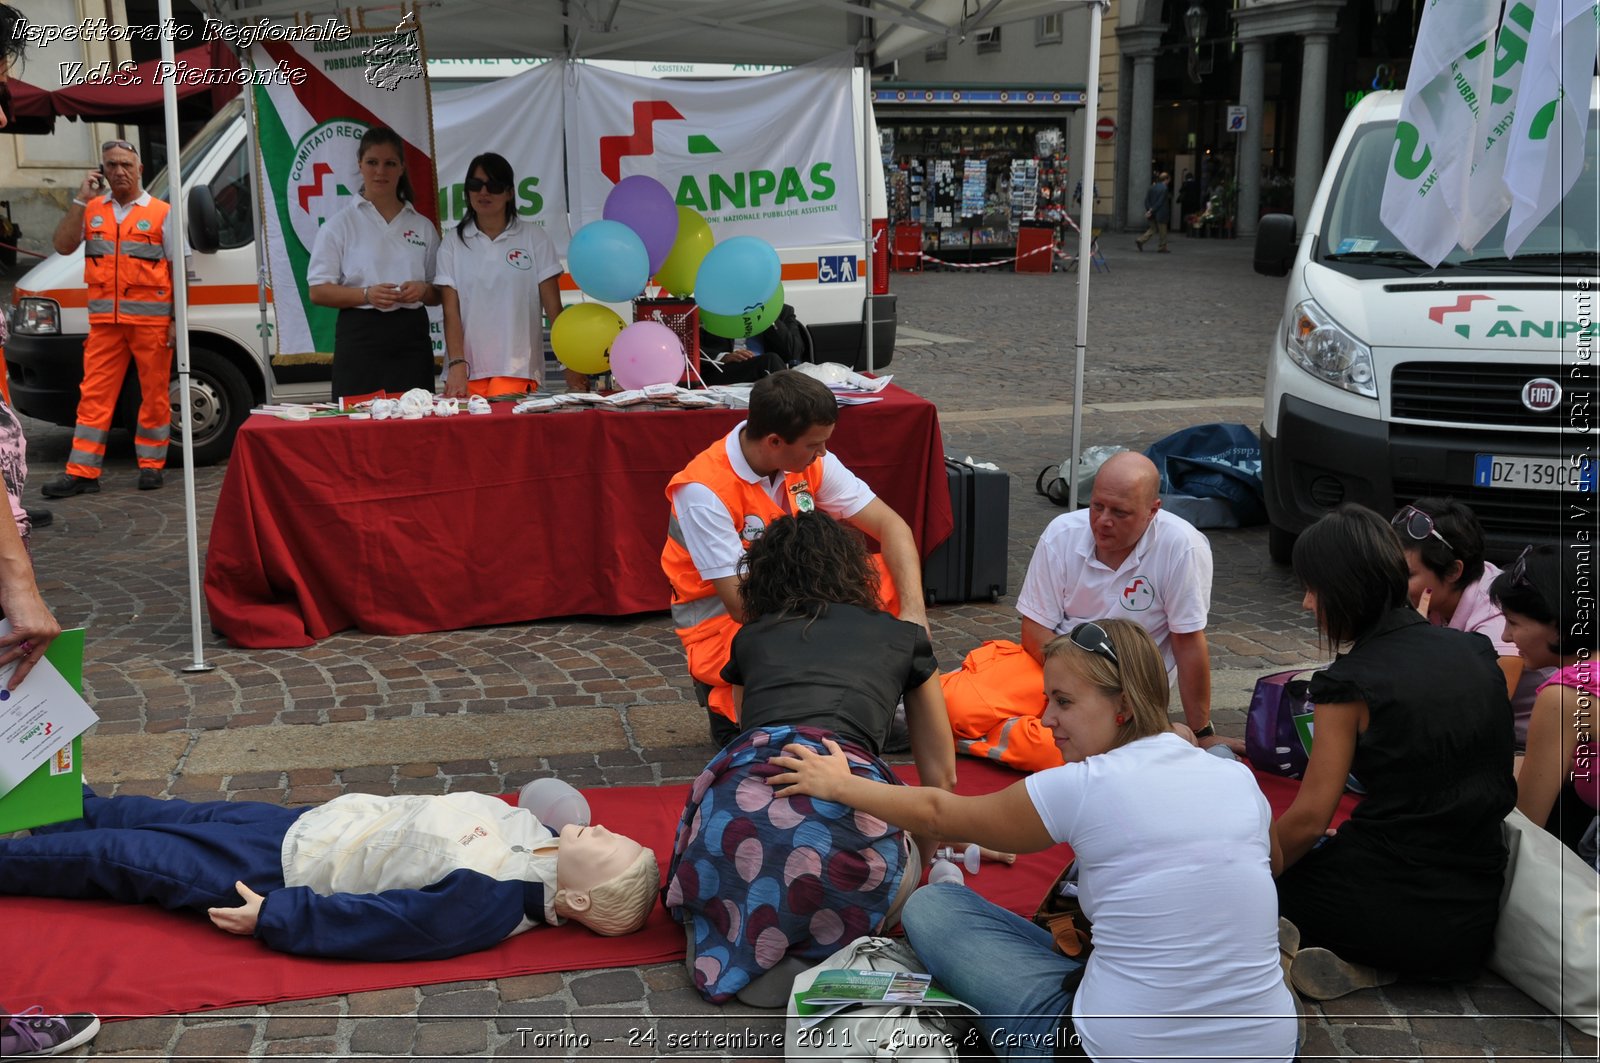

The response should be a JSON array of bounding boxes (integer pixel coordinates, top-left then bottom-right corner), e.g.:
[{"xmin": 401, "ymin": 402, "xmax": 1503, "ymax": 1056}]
[{"xmin": 663, "ymin": 511, "xmax": 958, "ymax": 1007}]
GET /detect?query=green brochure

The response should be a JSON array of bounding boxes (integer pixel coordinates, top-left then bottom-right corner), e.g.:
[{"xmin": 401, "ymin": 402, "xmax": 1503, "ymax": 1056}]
[{"xmin": 0, "ymin": 629, "xmax": 89, "ymax": 833}]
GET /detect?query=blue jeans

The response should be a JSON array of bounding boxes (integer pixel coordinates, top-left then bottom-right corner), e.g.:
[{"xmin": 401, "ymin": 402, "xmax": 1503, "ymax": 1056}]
[{"xmin": 901, "ymin": 882, "xmax": 1084, "ymax": 1060}]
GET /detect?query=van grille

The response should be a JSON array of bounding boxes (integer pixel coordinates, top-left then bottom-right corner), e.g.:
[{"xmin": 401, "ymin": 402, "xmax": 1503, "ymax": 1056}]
[
  {"xmin": 1392, "ymin": 478, "xmax": 1577, "ymax": 544},
  {"xmin": 1390, "ymin": 362, "xmax": 1590, "ymax": 428}
]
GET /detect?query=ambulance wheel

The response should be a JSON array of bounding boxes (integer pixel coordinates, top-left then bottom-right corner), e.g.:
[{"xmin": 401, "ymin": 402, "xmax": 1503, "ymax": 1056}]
[{"xmin": 168, "ymin": 349, "xmax": 251, "ymax": 466}]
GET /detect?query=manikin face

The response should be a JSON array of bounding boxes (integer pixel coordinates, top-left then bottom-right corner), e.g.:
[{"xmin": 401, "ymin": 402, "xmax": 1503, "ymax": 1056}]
[
  {"xmin": 1039, "ymin": 656, "xmax": 1123, "ymax": 764},
  {"xmin": 1500, "ymin": 608, "xmax": 1560, "ymax": 670},
  {"xmin": 360, "ymin": 142, "xmax": 405, "ymax": 200},
  {"xmin": 764, "ymin": 423, "xmax": 834, "ymax": 475},
  {"xmin": 555, "ymin": 823, "xmax": 645, "ymax": 894}
]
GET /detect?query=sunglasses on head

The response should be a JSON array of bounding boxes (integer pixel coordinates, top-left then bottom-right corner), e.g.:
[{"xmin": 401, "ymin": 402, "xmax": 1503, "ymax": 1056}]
[
  {"xmin": 1068, "ymin": 621, "xmax": 1119, "ymax": 667},
  {"xmin": 1391, "ymin": 504, "xmax": 1454, "ymax": 554},
  {"xmin": 101, "ymin": 139, "xmax": 136, "ymax": 154},
  {"xmin": 1507, "ymin": 544, "xmax": 1536, "ymax": 588},
  {"xmin": 465, "ymin": 176, "xmax": 510, "ymax": 194}
]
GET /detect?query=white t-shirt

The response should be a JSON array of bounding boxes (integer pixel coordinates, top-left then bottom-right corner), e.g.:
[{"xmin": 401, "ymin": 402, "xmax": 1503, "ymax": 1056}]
[
  {"xmin": 434, "ymin": 216, "xmax": 563, "ymax": 380},
  {"xmin": 1025, "ymin": 733, "xmax": 1296, "ymax": 1062},
  {"xmin": 1015, "ymin": 509, "xmax": 1211, "ymax": 681},
  {"xmin": 670, "ymin": 423, "xmax": 876, "ymax": 580},
  {"xmin": 306, "ymin": 198, "xmax": 439, "ymax": 311}
]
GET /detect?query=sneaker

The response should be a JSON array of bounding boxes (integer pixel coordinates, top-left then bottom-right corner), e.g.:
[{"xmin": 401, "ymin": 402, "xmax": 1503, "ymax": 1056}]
[
  {"xmin": 39, "ymin": 474, "xmax": 99, "ymax": 499},
  {"xmin": 1290, "ymin": 946, "xmax": 1398, "ymax": 1000},
  {"xmin": 138, "ymin": 468, "xmax": 164, "ymax": 491},
  {"xmin": 1, "ymin": 1007, "xmax": 101, "ymax": 1057}
]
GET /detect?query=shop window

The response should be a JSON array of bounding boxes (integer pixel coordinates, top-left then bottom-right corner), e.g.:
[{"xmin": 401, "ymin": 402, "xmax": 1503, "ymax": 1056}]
[
  {"xmin": 924, "ymin": 38, "xmax": 948, "ymax": 61},
  {"xmin": 1036, "ymin": 14, "xmax": 1062, "ymax": 45},
  {"xmin": 975, "ymin": 27, "xmax": 1002, "ymax": 53}
]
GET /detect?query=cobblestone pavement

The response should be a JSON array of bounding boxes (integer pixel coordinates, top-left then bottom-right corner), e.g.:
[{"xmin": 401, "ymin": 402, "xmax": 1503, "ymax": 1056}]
[{"xmin": 9, "ymin": 236, "xmax": 1594, "ymax": 1059}]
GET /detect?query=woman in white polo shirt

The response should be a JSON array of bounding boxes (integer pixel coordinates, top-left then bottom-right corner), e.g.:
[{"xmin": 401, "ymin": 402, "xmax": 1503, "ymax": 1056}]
[
  {"xmin": 437, "ymin": 152, "xmax": 574, "ymax": 398},
  {"xmin": 307, "ymin": 126, "xmax": 440, "ymax": 400}
]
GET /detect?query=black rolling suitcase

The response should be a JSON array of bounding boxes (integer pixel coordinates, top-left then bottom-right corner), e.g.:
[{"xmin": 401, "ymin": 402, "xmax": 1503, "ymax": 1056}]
[{"xmin": 923, "ymin": 457, "xmax": 1010, "ymax": 603}]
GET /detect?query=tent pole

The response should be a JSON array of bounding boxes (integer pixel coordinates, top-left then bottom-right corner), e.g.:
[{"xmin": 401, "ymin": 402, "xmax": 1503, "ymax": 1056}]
[
  {"xmin": 859, "ymin": 52, "xmax": 874, "ymax": 374},
  {"xmin": 160, "ymin": 0, "xmax": 213, "ymax": 675},
  {"xmin": 236, "ymin": 65, "xmax": 274, "ymax": 395},
  {"xmin": 1067, "ymin": 0, "xmax": 1106, "ymax": 513}
]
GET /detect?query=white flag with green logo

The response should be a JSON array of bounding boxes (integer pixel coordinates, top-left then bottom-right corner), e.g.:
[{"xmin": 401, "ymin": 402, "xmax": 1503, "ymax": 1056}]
[
  {"xmin": 1379, "ymin": 0, "xmax": 1499, "ymax": 266},
  {"xmin": 1503, "ymin": 0, "xmax": 1599, "ymax": 258},
  {"xmin": 249, "ymin": 19, "xmax": 435, "ymax": 361},
  {"xmin": 1457, "ymin": 1, "xmax": 1538, "ymax": 250}
]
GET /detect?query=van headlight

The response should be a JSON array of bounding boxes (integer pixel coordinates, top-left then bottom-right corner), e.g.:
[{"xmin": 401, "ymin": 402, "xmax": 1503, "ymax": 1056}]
[
  {"xmin": 12, "ymin": 298, "xmax": 61, "ymax": 336},
  {"xmin": 1285, "ymin": 299, "xmax": 1375, "ymax": 398}
]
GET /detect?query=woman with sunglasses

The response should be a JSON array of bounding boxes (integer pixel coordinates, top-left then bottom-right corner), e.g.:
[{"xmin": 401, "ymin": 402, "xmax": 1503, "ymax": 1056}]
[
  {"xmin": 307, "ymin": 127, "xmax": 440, "ymax": 400},
  {"xmin": 769, "ymin": 617, "xmax": 1296, "ymax": 1060},
  {"xmin": 1489, "ymin": 544, "xmax": 1598, "ymax": 860},
  {"xmin": 1392, "ymin": 498, "xmax": 1541, "ymax": 742},
  {"xmin": 663, "ymin": 512, "xmax": 961, "ymax": 1008},
  {"xmin": 1274, "ymin": 504, "xmax": 1515, "ymax": 999},
  {"xmin": 437, "ymin": 153, "xmax": 584, "ymax": 399}
]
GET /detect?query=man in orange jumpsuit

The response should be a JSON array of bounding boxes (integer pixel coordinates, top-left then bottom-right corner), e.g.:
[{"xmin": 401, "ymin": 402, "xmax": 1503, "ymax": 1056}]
[
  {"xmin": 41, "ymin": 138, "xmax": 175, "ymax": 497},
  {"xmin": 661, "ymin": 370, "xmax": 929, "ymax": 746}
]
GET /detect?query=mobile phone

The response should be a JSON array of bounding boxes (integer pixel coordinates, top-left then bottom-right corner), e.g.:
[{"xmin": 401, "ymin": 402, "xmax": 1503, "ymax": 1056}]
[{"xmin": 92, "ymin": 169, "xmax": 106, "ymax": 192}]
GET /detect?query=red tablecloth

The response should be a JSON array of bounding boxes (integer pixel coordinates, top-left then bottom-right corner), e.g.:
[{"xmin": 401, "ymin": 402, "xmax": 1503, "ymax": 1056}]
[{"xmin": 204, "ymin": 385, "xmax": 953, "ymax": 648}]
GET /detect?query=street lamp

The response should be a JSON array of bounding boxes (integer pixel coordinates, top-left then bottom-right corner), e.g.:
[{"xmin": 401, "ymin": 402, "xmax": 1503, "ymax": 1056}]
[
  {"xmin": 1185, "ymin": 2, "xmax": 1208, "ymax": 83},
  {"xmin": 1374, "ymin": 0, "xmax": 1400, "ymax": 21}
]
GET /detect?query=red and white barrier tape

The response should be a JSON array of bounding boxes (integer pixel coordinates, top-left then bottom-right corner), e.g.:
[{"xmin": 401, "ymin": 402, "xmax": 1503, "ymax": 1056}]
[{"xmin": 901, "ymin": 240, "xmax": 1059, "ymax": 270}]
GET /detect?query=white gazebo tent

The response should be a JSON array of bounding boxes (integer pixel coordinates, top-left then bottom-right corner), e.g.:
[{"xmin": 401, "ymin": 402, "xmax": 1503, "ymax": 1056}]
[{"xmin": 172, "ymin": 0, "xmax": 1110, "ymax": 669}]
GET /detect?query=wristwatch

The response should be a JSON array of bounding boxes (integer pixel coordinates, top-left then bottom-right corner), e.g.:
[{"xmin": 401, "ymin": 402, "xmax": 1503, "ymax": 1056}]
[{"xmin": 1193, "ymin": 723, "xmax": 1216, "ymax": 741}]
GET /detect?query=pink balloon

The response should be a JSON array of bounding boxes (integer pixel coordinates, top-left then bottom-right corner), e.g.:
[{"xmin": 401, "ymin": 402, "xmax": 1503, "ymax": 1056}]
[
  {"xmin": 603, "ymin": 176, "xmax": 680, "ymax": 275},
  {"xmin": 610, "ymin": 321, "xmax": 686, "ymax": 390}
]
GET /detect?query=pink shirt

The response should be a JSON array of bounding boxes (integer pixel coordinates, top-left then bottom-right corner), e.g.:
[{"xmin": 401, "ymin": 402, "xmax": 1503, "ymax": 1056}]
[
  {"xmin": 1539, "ymin": 662, "xmax": 1599, "ymax": 810},
  {"xmin": 1447, "ymin": 561, "xmax": 1545, "ymax": 743}
]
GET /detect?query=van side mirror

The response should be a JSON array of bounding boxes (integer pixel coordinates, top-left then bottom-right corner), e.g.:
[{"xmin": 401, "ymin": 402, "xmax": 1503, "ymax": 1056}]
[
  {"xmin": 1254, "ymin": 213, "xmax": 1296, "ymax": 277},
  {"xmin": 187, "ymin": 185, "xmax": 220, "ymax": 254}
]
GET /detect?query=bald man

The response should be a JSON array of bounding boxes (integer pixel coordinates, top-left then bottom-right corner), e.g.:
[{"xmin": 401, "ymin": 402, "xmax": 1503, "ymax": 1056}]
[{"xmin": 943, "ymin": 452, "xmax": 1226, "ymax": 770}]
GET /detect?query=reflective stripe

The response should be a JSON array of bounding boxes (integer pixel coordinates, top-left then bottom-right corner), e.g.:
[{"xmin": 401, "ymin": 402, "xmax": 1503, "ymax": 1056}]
[
  {"xmin": 959, "ymin": 716, "xmax": 1025, "ymax": 762},
  {"xmin": 72, "ymin": 425, "xmax": 110, "ymax": 444},
  {"xmin": 134, "ymin": 442, "xmax": 167, "ymax": 460},
  {"xmin": 83, "ymin": 238, "xmax": 115, "ymax": 257},
  {"xmin": 666, "ymin": 512, "xmax": 686, "ymax": 547},
  {"xmin": 135, "ymin": 423, "xmax": 171, "ymax": 442},
  {"xmin": 123, "ymin": 242, "xmax": 167, "ymax": 262},
  {"xmin": 68, "ymin": 447, "xmax": 104, "ymax": 469},
  {"xmin": 118, "ymin": 300, "xmax": 172, "ymax": 317},
  {"xmin": 86, "ymin": 299, "xmax": 115, "ymax": 314},
  {"xmin": 670, "ymin": 595, "xmax": 729, "ymax": 629}
]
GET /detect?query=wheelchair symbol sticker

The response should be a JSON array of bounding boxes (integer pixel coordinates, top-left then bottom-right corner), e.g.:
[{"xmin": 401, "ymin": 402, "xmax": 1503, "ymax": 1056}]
[{"xmin": 817, "ymin": 255, "xmax": 855, "ymax": 284}]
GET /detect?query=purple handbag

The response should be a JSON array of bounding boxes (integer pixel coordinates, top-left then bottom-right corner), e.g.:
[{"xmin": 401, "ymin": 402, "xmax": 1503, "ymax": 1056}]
[{"xmin": 1244, "ymin": 667, "xmax": 1319, "ymax": 779}]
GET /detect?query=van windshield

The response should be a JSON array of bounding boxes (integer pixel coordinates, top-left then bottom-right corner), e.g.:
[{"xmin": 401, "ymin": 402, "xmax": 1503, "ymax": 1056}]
[
  {"xmin": 1319, "ymin": 118, "xmax": 1600, "ymax": 274},
  {"xmin": 143, "ymin": 96, "xmax": 246, "ymax": 202}
]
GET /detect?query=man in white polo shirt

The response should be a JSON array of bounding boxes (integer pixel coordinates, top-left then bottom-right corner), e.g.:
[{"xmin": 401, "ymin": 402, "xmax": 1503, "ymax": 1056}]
[{"xmin": 944, "ymin": 452, "xmax": 1227, "ymax": 770}]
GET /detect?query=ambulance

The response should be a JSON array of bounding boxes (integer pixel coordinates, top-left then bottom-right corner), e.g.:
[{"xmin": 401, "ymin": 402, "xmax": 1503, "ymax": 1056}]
[
  {"xmin": 1253, "ymin": 88, "xmax": 1597, "ymax": 562},
  {"xmin": 6, "ymin": 64, "xmax": 894, "ymax": 465}
]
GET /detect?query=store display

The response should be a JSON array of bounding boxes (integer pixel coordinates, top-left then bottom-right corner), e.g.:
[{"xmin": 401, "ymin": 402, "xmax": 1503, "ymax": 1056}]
[{"xmin": 961, "ymin": 159, "xmax": 987, "ymax": 217}]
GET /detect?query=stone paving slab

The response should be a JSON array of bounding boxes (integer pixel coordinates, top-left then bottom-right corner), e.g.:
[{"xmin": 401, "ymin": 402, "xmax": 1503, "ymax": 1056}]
[{"xmin": 6, "ymin": 239, "xmax": 1591, "ymax": 1058}]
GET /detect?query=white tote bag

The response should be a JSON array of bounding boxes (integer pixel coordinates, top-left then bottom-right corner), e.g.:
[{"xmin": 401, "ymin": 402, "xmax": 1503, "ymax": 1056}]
[{"xmin": 1487, "ymin": 808, "xmax": 1600, "ymax": 1036}]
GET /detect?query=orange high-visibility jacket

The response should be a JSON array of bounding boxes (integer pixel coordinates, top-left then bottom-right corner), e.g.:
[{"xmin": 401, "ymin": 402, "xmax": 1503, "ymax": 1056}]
[{"xmin": 82, "ymin": 194, "xmax": 173, "ymax": 326}]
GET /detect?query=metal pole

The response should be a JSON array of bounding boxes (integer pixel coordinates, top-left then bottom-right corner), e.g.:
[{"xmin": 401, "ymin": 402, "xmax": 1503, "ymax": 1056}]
[
  {"xmin": 160, "ymin": 0, "xmax": 213, "ymax": 674},
  {"xmin": 1068, "ymin": 0, "xmax": 1107, "ymax": 512},
  {"xmin": 859, "ymin": 56, "xmax": 875, "ymax": 374},
  {"xmin": 237, "ymin": 61, "xmax": 274, "ymax": 398}
]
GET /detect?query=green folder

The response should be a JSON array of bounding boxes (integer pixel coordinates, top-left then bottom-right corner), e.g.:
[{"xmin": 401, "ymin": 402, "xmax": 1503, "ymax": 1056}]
[{"xmin": 0, "ymin": 628, "xmax": 88, "ymax": 833}]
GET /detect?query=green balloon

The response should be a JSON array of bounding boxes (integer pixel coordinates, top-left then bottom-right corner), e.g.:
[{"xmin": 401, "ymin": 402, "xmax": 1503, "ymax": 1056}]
[{"xmin": 699, "ymin": 282, "xmax": 784, "ymax": 339}]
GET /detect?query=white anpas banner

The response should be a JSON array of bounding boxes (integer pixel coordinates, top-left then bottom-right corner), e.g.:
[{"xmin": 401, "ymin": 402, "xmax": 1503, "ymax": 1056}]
[
  {"xmin": 250, "ymin": 16, "xmax": 435, "ymax": 360},
  {"xmin": 1379, "ymin": 0, "xmax": 1500, "ymax": 266},
  {"xmin": 433, "ymin": 62, "xmax": 570, "ymax": 253},
  {"xmin": 563, "ymin": 62, "xmax": 862, "ymax": 248},
  {"xmin": 1457, "ymin": 0, "xmax": 1537, "ymax": 251}
]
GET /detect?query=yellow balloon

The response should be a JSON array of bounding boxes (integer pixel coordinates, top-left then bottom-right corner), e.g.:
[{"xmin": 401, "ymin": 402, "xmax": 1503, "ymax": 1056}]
[
  {"xmin": 655, "ymin": 206, "xmax": 714, "ymax": 297},
  {"xmin": 551, "ymin": 303, "xmax": 625, "ymax": 375}
]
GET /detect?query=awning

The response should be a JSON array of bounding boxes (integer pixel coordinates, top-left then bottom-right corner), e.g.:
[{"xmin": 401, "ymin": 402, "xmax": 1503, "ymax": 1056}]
[{"xmin": 8, "ymin": 41, "xmax": 238, "ymax": 130}]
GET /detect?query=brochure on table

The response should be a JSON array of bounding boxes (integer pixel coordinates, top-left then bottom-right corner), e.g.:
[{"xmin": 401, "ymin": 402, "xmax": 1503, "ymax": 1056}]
[
  {"xmin": 792, "ymin": 968, "xmax": 978, "ymax": 1029},
  {"xmin": 0, "ymin": 627, "xmax": 93, "ymax": 831}
]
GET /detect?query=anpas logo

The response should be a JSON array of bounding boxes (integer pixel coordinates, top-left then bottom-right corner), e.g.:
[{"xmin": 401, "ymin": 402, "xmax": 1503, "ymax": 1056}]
[
  {"xmin": 506, "ymin": 248, "xmax": 532, "ymax": 270},
  {"xmin": 290, "ymin": 119, "xmax": 368, "ymax": 253},
  {"xmin": 401, "ymin": 228, "xmax": 427, "ymax": 248},
  {"xmin": 1427, "ymin": 294, "xmax": 1600, "ymax": 340},
  {"xmin": 1119, "ymin": 575, "xmax": 1155, "ymax": 613}
]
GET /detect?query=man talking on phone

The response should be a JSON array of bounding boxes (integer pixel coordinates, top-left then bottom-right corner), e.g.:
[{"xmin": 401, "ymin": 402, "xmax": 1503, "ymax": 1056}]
[{"xmin": 41, "ymin": 138, "xmax": 177, "ymax": 497}]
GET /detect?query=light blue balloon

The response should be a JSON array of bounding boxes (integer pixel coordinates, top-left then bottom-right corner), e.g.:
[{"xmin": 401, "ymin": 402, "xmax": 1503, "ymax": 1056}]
[
  {"xmin": 693, "ymin": 236, "xmax": 782, "ymax": 317},
  {"xmin": 568, "ymin": 219, "xmax": 649, "ymax": 303}
]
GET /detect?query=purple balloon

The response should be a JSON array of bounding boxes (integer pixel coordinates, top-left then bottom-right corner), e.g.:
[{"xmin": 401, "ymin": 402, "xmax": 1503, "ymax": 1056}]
[{"xmin": 603, "ymin": 176, "xmax": 680, "ymax": 274}]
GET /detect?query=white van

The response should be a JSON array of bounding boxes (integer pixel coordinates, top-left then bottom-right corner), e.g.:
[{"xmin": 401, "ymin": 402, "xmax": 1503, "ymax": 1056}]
[
  {"xmin": 1253, "ymin": 88, "xmax": 1597, "ymax": 562},
  {"xmin": 6, "ymin": 72, "xmax": 893, "ymax": 465}
]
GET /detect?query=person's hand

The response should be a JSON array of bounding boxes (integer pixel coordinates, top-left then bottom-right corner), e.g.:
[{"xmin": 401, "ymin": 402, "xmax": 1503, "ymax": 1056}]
[
  {"xmin": 167, "ymin": 320, "xmax": 176, "ymax": 349},
  {"xmin": 443, "ymin": 362, "xmax": 469, "ymax": 398},
  {"xmin": 396, "ymin": 280, "xmax": 430, "ymax": 304},
  {"xmin": 76, "ymin": 171, "xmax": 103, "ymax": 201},
  {"xmin": 208, "ymin": 881, "xmax": 264, "ymax": 935},
  {"xmin": 0, "ymin": 580, "xmax": 60, "ymax": 691},
  {"xmin": 1200, "ymin": 734, "xmax": 1248, "ymax": 757},
  {"xmin": 767, "ymin": 738, "xmax": 854, "ymax": 800},
  {"xmin": 564, "ymin": 368, "xmax": 591, "ymax": 394},
  {"xmin": 366, "ymin": 282, "xmax": 402, "ymax": 310},
  {"xmin": 1415, "ymin": 588, "xmax": 1433, "ymax": 621},
  {"xmin": 724, "ymin": 346, "xmax": 754, "ymax": 363}
]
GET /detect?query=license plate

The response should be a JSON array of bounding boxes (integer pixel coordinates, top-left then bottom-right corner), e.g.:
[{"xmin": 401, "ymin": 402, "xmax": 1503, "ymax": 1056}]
[{"xmin": 1473, "ymin": 453, "xmax": 1597, "ymax": 492}]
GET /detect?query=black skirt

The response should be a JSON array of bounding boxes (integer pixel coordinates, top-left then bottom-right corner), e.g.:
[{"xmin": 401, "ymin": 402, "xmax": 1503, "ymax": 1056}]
[{"xmin": 332, "ymin": 307, "xmax": 434, "ymax": 399}]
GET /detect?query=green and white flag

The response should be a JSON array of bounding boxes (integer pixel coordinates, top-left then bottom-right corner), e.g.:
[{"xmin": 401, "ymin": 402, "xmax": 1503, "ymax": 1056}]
[
  {"xmin": 1503, "ymin": 0, "xmax": 1600, "ymax": 257},
  {"xmin": 249, "ymin": 15, "xmax": 435, "ymax": 362},
  {"xmin": 1457, "ymin": 1, "xmax": 1537, "ymax": 250},
  {"xmin": 1379, "ymin": 0, "xmax": 1499, "ymax": 266}
]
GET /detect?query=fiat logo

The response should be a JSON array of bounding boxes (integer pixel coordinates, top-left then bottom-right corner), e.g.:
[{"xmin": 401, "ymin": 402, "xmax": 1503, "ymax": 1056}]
[{"xmin": 1521, "ymin": 378, "xmax": 1562, "ymax": 412}]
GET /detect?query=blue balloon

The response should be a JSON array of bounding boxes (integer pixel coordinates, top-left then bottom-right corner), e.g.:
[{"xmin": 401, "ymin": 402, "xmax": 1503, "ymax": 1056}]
[
  {"xmin": 693, "ymin": 236, "xmax": 782, "ymax": 317},
  {"xmin": 567, "ymin": 219, "xmax": 649, "ymax": 303}
]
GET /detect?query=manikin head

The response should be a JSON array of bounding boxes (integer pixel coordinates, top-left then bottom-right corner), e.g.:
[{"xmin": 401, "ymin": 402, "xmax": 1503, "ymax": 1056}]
[
  {"xmin": 741, "ymin": 370, "xmax": 839, "ymax": 476},
  {"xmin": 550, "ymin": 823, "xmax": 659, "ymax": 936},
  {"xmin": 1087, "ymin": 452, "xmax": 1162, "ymax": 565}
]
